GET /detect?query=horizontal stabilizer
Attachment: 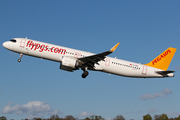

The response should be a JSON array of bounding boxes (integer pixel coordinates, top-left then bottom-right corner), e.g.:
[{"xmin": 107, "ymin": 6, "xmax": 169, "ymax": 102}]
[{"xmin": 156, "ymin": 70, "xmax": 175, "ymax": 75}]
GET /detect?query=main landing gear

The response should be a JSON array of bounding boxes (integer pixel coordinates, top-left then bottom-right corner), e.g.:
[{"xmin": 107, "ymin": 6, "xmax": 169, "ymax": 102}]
[
  {"xmin": 18, "ymin": 53, "xmax": 23, "ymax": 62},
  {"xmin": 82, "ymin": 68, "xmax": 89, "ymax": 78}
]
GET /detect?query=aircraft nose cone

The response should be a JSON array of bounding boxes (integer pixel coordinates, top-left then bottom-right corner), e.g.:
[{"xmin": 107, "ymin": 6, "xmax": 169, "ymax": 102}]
[{"xmin": 2, "ymin": 42, "xmax": 8, "ymax": 48}]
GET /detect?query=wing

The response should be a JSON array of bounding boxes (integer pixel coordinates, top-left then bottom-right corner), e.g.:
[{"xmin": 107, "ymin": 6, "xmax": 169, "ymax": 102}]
[{"xmin": 78, "ymin": 43, "xmax": 120, "ymax": 67}]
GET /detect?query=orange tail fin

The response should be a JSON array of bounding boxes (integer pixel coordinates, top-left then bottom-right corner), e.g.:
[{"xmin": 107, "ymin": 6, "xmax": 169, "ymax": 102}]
[{"xmin": 145, "ymin": 47, "xmax": 177, "ymax": 71}]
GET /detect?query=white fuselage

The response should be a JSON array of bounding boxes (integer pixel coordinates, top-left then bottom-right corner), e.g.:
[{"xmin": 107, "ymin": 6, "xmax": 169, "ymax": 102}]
[{"xmin": 3, "ymin": 38, "xmax": 174, "ymax": 78}]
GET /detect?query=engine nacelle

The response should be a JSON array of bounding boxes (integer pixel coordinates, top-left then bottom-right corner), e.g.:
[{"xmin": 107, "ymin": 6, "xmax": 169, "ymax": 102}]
[{"xmin": 60, "ymin": 56, "xmax": 79, "ymax": 72}]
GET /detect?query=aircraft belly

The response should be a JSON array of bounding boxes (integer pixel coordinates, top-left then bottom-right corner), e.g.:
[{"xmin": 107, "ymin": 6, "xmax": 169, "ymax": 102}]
[{"xmin": 102, "ymin": 65, "xmax": 139, "ymax": 77}]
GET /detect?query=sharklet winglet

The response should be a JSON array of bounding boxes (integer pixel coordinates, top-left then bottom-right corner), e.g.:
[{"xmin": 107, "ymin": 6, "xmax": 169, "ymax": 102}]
[{"xmin": 110, "ymin": 43, "xmax": 120, "ymax": 52}]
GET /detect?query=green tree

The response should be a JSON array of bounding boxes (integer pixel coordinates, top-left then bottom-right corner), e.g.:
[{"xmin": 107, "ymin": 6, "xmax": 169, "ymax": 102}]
[
  {"xmin": 0, "ymin": 116, "xmax": 7, "ymax": 120},
  {"xmin": 154, "ymin": 115, "xmax": 161, "ymax": 120},
  {"xmin": 176, "ymin": 115, "xmax": 180, "ymax": 120},
  {"xmin": 160, "ymin": 114, "xmax": 169, "ymax": 120},
  {"xmin": 64, "ymin": 115, "xmax": 76, "ymax": 120},
  {"xmin": 143, "ymin": 114, "xmax": 152, "ymax": 120},
  {"xmin": 89, "ymin": 115, "xmax": 104, "ymax": 120},
  {"xmin": 113, "ymin": 115, "xmax": 125, "ymax": 120},
  {"xmin": 33, "ymin": 118, "xmax": 42, "ymax": 120},
  {"xmin": 84, "ymin": 117, "xmax": 91, "ymax": 120},
  {"xmin": 50, "ymin": 115, "xmax": 60, "ymax": 120}
]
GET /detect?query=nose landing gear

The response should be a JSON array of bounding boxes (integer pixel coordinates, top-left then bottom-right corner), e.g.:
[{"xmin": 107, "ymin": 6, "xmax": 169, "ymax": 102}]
[
  {"xmin": 18, "ymin": 53, "xmax": 23, "ymax": 62},
  {"xmin": 82, "ymin": 68, "xmax": 89, "ymax": 78}
]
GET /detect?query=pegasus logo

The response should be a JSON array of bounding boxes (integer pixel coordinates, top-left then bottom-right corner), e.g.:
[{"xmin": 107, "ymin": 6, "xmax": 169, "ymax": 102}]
[{"xmin": 152, "ymin": 49, "xmax": 171, "ymax": 65}]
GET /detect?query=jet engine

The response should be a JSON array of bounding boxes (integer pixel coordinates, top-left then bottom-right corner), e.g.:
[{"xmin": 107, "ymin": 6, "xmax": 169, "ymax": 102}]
[{"xmin": 60, "ymin": 56, "xmax": 80, "ymax": 72}]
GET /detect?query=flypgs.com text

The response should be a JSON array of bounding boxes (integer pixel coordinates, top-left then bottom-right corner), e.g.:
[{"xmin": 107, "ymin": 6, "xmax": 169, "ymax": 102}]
[{"xmin": 26, "ymin": 40, "xmax": 66, "ymax": 55}]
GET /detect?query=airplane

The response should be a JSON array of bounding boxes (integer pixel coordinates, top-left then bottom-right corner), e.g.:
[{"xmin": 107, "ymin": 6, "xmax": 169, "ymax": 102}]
[{"xmin": 3, "ymin": 38, "xmax": 177, "ymax": 78}]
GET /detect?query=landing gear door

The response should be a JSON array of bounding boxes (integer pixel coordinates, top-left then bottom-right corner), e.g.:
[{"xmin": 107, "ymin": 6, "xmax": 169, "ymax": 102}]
[
  {"xmin": 20, "ymin": 39, "xmax": 26, "ymax": 47},
  {"xmin": 142, "ymin": 66, "xmax": 148, "ymax": 75}
]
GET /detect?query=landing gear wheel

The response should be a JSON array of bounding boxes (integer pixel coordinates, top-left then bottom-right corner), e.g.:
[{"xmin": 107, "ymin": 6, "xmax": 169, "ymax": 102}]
[
  {"xmin": 17, "ymin": 53, "xmax": 23, "ymax": 63},
  {"xmin": 82, "ymin": 71, "xmax": 89, "ymax": 78},
  {"xmin": 18, "ymin": 59, "xmax": 21, "ymax": 62}
]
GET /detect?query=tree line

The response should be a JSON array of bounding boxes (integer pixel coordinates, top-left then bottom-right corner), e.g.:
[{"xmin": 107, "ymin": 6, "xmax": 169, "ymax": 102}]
[{"xmin": 1, "ymin": 114, "xmax": 180, "ymax": 120}]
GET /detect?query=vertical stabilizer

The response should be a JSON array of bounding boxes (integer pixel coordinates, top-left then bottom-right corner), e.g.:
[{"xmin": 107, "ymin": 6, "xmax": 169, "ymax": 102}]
[{"xmin": 145, "ymin": 47, "xmax": 177, "ymax": 71}]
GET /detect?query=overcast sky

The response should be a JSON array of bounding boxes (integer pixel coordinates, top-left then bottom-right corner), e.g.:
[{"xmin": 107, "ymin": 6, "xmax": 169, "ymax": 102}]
[{"xmin": 0, "ymin": 1, "xmax": 180, "ymax": 120}]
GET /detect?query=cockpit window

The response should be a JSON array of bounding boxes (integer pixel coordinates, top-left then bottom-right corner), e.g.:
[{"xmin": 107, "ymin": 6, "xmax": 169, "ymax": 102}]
[{"xmin": 10, "ymin": 39, "xmax": 16, "ymax": 43}]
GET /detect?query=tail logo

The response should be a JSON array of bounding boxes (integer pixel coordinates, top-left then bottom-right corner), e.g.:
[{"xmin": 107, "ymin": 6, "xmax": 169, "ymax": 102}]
[
  {"xmin": 145, "ymin": 47, "xmax": 176, "ymax": 71},
  {"xmin": 152, "ymin": 49, "xmax": 171, "ymax": 65}
]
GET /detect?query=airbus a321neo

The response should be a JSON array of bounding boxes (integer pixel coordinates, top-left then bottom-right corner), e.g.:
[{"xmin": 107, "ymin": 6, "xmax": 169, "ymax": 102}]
[{"xmin": 3, "ymin": 38, "xmax": 177, "ymax": 78}]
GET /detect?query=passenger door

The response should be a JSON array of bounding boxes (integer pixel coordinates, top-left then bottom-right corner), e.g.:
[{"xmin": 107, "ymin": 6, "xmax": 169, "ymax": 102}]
[{"xmin": 142, "ymin": 66, "xmax": 148, "ymax": 75}]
